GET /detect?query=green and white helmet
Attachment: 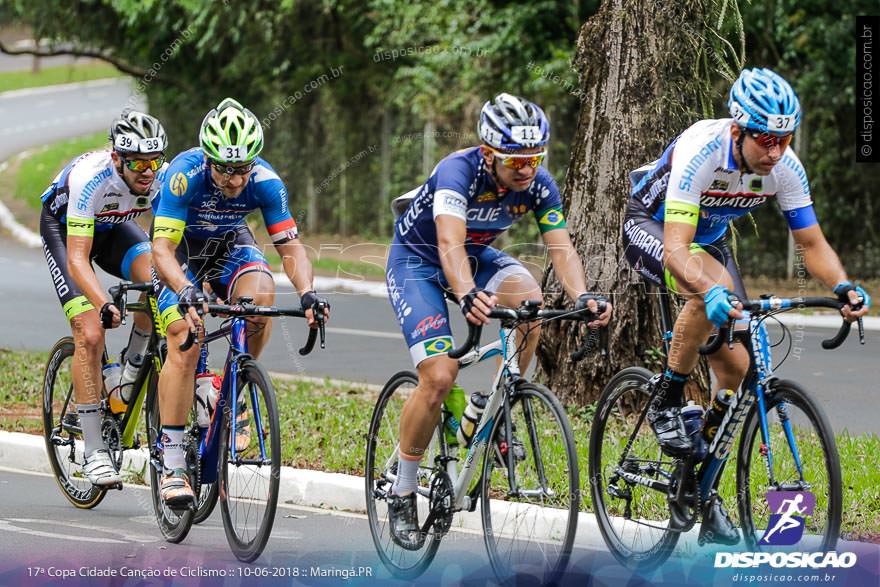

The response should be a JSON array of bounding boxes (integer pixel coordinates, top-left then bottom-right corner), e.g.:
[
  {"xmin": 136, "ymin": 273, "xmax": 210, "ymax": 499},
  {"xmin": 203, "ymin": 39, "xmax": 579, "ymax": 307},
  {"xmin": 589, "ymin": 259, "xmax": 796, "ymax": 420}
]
[{"xmin": 199, "ymin": 98, "xmax": 263, "ymax": 163}]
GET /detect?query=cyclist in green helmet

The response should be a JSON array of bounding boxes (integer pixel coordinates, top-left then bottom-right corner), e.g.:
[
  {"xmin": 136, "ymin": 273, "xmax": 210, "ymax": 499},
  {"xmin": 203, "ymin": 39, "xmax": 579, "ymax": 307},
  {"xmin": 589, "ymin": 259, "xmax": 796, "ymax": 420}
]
[{"xmin": 151, "ymin": 98, "xmax": 329, "ymax": 507}]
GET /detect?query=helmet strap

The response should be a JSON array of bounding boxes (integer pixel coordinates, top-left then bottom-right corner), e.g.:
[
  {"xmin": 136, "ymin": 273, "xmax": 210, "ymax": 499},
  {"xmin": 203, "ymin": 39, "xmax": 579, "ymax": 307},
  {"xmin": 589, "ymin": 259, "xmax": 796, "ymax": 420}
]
[
  {"xmin": 734, "ymin": 129, "xmax": 754, "ymax": 175},
  {"xmin": 486, "ymin": 158, "xmax": 508, "ymax": 197}
]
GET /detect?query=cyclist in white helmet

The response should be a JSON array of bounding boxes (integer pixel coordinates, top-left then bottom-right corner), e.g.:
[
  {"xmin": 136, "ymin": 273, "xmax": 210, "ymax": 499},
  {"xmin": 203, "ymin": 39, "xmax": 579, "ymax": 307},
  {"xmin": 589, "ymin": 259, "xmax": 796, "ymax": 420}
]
[
  {"xmin": 384, "ymin": 93, "xmax": 612, "ymax": 549},
  {"xmin": 40, "ymin": 110, "xmax": 168, "ymax": 487},
  {"xmin": 623, "ymin": 68, "xmax": 870, "ymax": 544}
]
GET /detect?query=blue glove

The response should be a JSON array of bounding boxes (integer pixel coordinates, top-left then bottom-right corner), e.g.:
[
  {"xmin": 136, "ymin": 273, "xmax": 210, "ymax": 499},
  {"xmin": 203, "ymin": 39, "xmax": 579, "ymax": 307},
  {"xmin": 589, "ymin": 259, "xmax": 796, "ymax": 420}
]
[
  {"xmin": 704, "ymin": 285, "xmax": 735, "ymax": 327},
  {"xmin": 833, "ymin": 282, "xmax": 871, "ymax": 310}
]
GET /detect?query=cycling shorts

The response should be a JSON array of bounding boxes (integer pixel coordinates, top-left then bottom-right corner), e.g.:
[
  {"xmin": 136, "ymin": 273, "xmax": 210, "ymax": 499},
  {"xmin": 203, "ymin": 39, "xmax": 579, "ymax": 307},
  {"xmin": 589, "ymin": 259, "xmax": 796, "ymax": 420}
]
[
  {"xmin": 386, "ymin": 239, "xmax": 534, "ymax": 366},
  {"xmin": 153, "ymin": 225, "xmax": 272, "ymax": 329},
  {"xmin": 622, "ymin": 199, "xmax": 747, "ymax": 300},
  {"xmin": 40, "ymin": 207, "xmax": 151, "ymax": 320}
]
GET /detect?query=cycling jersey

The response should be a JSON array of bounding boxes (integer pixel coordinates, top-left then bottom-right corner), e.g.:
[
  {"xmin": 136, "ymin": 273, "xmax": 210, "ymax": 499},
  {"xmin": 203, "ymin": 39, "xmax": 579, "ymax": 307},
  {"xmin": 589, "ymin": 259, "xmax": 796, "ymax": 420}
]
[
  {"xmin": 393, "ymin": 147, "xmax": 566, "ymax": 264},
  {"xmin": 629, "ymin": 118, "xmax": 817, "ymax": 245},
  {"xmin": 152, "ymin": 147, "xmax": 297, "ymax": 245},
  {"xmin": 40, "ymin": 150, "xmax": 162, "ymax": 237}
]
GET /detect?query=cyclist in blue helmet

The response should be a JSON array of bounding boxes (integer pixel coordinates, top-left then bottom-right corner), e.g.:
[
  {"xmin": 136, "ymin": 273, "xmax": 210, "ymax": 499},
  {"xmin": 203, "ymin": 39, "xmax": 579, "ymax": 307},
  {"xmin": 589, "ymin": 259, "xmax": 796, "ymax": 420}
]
[
  {"xmin": 383, "ymin": 93, "xmax": 612, "ymax": 549},
  {"xmin": 621, "ymin": 67, "xmax": 870, "ymax": 545}
]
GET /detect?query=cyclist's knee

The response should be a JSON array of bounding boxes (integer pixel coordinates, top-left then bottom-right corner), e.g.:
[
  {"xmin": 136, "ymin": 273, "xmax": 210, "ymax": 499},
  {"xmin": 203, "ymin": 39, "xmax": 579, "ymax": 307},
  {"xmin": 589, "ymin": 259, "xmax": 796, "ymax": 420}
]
[
  {"xmin": 165, "ymin": 320, "xmax": 200, "ymax": 366},
  {"xmin": 71, "ymin": 316, "xmax": 104, "ymax": 357},
  {"xmin": 416, "ymin": 359, "xmax": 457, "ymax": 406}
]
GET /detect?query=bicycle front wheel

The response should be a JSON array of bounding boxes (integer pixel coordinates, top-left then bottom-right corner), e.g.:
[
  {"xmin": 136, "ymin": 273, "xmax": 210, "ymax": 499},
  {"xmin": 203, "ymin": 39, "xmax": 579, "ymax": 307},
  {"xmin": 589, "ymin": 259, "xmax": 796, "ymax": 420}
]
[
  {"xmin": 737, "ymin": 379, "xmax": 842, "ymax": 552},
  {"xmin": 365, "ymin": 371, "xmax": 444, "ymax": 580},
  {"xmin": 480, "ymin": 381, "xmax": 578, "ymax": 585},
  {"xmin": 218, "ymin": 359, "xmax": 281, "ymax": 563},
  {"xmin": 42, "ymin": 337, "xmax": 107, "ymax": 509},
  {"xmin": 589, "ymin": 367, "xmax": 679, "ymax": 569}
]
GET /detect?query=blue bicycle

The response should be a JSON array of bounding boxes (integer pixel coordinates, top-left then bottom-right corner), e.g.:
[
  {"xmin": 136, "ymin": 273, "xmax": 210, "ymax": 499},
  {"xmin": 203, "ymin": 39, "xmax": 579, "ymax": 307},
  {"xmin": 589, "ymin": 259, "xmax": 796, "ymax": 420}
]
[
  {"xmin": 145, "ymin": 297, "xmax": 325, "ymax": 562},
  {"xmin": 589, "ymin": 292, "xmax": 863, "ymax": 568}
]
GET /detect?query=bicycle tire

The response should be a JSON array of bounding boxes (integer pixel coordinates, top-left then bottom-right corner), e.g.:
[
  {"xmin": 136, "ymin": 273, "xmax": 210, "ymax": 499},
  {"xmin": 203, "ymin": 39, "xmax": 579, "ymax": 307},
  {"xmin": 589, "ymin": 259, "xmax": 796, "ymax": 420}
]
[
  {"xmin": 42, "ymin": 337, "xmax": 107, "ymax": 509},
  {"xmin": 365, "ymin": 371, "xmax": 443, "ymax": 580},
  {"xmin": 145, "ymin": 366, "xmax": 195, "ymax": 543},
  {"xmin": 480, "ymin": 381, "xmax": 579, "ymax": 585},
  {"xmin": 736, "ymin": 379, "xmax": 842, "ymax": 551},
  {"xmin": 589, "ymin": 366, "xmax": 679, "ymax": 569},
  {"xmin": 218, "ymin": 358, "xmax": 280, "ymax": 563}
]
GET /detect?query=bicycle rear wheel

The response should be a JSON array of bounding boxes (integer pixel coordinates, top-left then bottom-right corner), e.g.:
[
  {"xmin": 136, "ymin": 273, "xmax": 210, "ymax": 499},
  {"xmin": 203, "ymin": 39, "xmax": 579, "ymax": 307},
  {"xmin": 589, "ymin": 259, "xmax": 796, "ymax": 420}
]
[
  {"xmin": 736, "ymin": 379, "xmax": 842, "ymax": 551},
  {"xmin": 480, "ymin": 381, "xmax": 578, "ymax": 585},
  {"xmin": 365, "ymin": 371, "xmax": 444, "ymax": 580},
  {"xmin": 589, "ymin": 367, "xmax": 679, "ymax": 569},
  {"xmin": 42, "ymin": 337, "xmax": 107, "ymax": 509},
  {"xmin": 218, "ymin": 359, "xmax": 280, "ymax": 563},
  {"xmin": 145, "ymin": 367, "xmax": 195, "ymax": 543}
]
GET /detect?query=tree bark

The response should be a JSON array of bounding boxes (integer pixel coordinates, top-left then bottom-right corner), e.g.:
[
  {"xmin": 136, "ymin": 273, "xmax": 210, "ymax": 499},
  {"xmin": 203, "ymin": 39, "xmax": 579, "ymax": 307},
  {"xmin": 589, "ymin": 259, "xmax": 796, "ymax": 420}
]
[{"xmin": 537, "ymin": 1, "xmax": 714, "ymax": 405}]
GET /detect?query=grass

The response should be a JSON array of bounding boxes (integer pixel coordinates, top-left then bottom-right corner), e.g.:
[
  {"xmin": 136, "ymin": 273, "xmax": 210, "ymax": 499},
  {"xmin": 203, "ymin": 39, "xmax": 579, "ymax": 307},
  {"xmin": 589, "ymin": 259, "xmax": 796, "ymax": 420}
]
[
  {"xmin": 0, "ymin": 62, "xmax": 122, "ymax": 94},
  {"xmin": 2, "ymin": 347, "xmax": 877, "ymax": 541},
  {"xmin": 5, "ymin": 131, "xmax": 109, "ymax": 213}
]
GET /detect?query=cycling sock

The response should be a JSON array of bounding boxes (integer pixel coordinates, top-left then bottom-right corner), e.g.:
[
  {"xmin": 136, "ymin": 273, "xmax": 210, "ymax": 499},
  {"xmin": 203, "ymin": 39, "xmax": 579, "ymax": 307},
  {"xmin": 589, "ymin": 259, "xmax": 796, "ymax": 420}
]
[
  {"xmin": 77, "ymin": 403, "xmax": 103, "ymax": 455},
  {"xmin": 392, "ymin": 452, "xmax": 422, "ymax": 496},
  {"xmin": 125, "ymin": 326, "xmax": 150, "ymax": 362},
  {"xmin": 161, "ymin": 426, "xmax": 187, "ymax": 471},
  {"xmin": 656, "ymin": 369, "xmax": 688, "ymax": 408}
]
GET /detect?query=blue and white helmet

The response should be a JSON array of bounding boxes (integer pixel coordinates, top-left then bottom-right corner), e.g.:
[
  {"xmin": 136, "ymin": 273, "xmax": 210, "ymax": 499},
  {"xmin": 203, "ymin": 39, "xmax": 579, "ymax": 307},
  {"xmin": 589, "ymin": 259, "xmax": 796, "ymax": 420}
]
[
  {"xmin": 478, "ymin": 93, "xmax": 550, "ymax": 150},
  {"xmin": 728, "ymin": 68, "xmax": 801, "ymax": 134}
]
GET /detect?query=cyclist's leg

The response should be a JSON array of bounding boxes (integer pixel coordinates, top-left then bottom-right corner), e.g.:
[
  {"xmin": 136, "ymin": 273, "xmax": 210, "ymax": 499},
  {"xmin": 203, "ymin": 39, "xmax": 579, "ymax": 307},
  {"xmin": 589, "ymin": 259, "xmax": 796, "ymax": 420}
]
[
  {"xmin": 218, "ymin": 228, "xmax": 275, "ymax": 359},
  {"xmin": 473, "ymin": 247, "xmax": 542, "ymax": 371},
  {"xmin": 40, "ymin": 209, "xmax": 119, "ymax": 484},
  {"xmin": 152, "ymin": 248, "xmax": 199, "ymax": 503},
  {"xmin": 94, "ymin": 222, "xmax": 154, "ymax": 356}
]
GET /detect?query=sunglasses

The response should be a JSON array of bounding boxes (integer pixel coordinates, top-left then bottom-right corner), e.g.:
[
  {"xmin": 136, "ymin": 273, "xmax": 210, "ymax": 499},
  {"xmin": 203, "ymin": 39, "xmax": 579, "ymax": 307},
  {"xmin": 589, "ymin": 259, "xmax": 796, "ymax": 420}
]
[
  {"xmin": 122, "ymin": 155, "xmax": 165, "ymax": 173},
  {"xmin": 490, "ymin": 149, "xmax": 546, "ymax": 170},
  {"xmin": 747, "ymin": 130, "xmax": 793, "ymax": 150},
  {"xmin": 211, "ymin": 160, "xmax": 257, "ymax": 176}
]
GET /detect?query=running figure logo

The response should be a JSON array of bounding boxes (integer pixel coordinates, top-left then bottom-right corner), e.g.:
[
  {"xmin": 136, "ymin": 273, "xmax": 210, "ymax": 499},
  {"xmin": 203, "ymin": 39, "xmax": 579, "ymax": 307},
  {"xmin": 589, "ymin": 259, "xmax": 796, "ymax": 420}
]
[{"xmin": 760, "ymin": 491, "xmax": 816, "ymax": 545}]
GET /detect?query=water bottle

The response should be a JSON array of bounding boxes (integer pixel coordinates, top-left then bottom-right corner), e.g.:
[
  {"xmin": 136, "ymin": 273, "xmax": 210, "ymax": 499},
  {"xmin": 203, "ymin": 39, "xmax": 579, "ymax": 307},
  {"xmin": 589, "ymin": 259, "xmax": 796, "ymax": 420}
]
[
  {"xmin": 680, "ymin": 401, "xmax": 708, "ymax": 460},
  {"xmin": 457, "ymin": 391, "xmax": 489, "ymax": 447},
  {"xmin": 102, "ymin": 362, "xmax": 125, "ymax": 414},
  {"xmin": 443, "ymin": 383, "xmax": 466, "ymax": 446},
  {"xmin": 195, "ymin": 372, "xmax": 221, "ymax": 428},
  {"xmin": 118, "ymin": 353, "xmax": 143, "ymax": 403},
  {"xmin": 701, "ymin": 388, "xmax": 735, "ymax": 444}
]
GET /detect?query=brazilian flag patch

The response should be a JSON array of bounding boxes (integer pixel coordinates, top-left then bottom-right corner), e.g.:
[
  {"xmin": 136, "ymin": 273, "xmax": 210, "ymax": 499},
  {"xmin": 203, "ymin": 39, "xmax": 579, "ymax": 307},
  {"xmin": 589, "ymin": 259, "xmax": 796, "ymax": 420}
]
[
  {"xmin": 424, "ymin": 336, "xmax": 453, "ymax": 356},
  {"xmin": 538, "ymin": 207, "xmax": 566, "ymax": 233}
]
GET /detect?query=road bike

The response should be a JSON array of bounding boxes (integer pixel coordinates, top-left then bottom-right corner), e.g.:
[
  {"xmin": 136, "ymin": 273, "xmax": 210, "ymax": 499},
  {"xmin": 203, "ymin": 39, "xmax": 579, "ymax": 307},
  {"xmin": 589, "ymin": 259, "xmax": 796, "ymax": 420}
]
[
  {"xmin": 366, "ymin": 300, "xmax": 603, "ymax": 583},
  {"xmin": 147, "ymin": 297, "xmax": 326, "ymax": 562},
  {"xmin": 42, "ymin": 281, "xmax": 163, "ymax": 509},
  {"xmin": 589, "ymin": 291, "xmax": 862, "ymax": 568}
]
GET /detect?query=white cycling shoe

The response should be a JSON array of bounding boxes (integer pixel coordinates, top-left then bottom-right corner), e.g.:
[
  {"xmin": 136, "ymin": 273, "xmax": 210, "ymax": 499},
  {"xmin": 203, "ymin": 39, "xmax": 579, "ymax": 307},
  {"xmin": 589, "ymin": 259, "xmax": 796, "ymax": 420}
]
[{"xmin": 83, "ymin": 449, "xmax": 122, "ymax": 486}]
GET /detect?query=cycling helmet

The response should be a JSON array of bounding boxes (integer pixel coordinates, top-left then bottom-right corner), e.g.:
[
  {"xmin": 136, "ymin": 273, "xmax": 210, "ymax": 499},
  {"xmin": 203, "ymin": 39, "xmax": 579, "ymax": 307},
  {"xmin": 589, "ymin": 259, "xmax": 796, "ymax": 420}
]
[
  {"xmin": 478, "ymin": 93, "xmax": 549, "ymax": 150},
  {"xmin": 110, "ymin": 110, "xmax": 167, "ymax": 154},
  {"xmin": 199, "ymin": 97, "xmax": 264, "ymax": 163},
  {"xmin": 728, "ymin": 68, "xmax": 801, "ymax": 134}
]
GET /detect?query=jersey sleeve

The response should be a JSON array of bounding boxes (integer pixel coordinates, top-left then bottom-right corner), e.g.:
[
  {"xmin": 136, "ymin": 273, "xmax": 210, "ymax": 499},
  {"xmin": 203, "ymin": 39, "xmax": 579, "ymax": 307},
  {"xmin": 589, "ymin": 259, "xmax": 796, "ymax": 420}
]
[
  {"xmin": 774, "ymin": 149, "xmax": 816, "ymax": 231},
  {"xmin": 665, "ymin": 128, "xmax": 725, "ymax": 227},
  {"xmin": 431, "ymin": 155, "xmax": 475, "ymax": 221},
  {"xmin": 64, "ymin": 162, "xmax": 113, "ymax": 238},
  {"xmin": 531, "ymin": 169, "xmax": 567, "ymax": 233},
  {"xmin": 153, "ymin": 155, "xmax": 194, "ymax": 244},
  {"xmin": 253, "ymin": 160, "xmax": 298, "ymax": 244}
]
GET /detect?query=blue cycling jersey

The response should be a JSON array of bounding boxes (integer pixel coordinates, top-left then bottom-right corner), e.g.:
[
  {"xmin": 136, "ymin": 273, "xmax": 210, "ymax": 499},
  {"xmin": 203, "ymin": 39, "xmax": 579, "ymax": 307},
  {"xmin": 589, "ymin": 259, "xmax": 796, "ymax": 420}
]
[
  {"xmin": 393, "ymin": 147, "xmax": 566, "ymax": 264},
  {"xmin": 153, "ymin": 147, "xmax": 297, "ymax": 244}
]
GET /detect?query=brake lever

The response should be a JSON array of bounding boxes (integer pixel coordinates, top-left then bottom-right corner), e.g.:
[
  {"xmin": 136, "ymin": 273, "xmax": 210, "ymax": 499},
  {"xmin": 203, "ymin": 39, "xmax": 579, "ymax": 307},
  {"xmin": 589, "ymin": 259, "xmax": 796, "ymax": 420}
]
[
  {"xmin": 316, "ymin": 301, "xmax": 327, "ymax": 350},
  {"xmin": 858, "ymin": 317, "xmax": 865, "ymax": 345},
  {"xmin": 726, "ymin": 316, "xmax": 736, "ymax": 349}
]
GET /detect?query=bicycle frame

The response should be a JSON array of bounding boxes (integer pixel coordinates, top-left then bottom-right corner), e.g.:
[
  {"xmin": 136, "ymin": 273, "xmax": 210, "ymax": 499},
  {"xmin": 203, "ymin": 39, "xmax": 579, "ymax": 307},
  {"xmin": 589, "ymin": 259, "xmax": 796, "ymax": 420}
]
[
  {"xmin": 654, "ymin": 292, "xmax": 811, "ymax": 502},
  {"xmin": 194, "ymin": 316, "xmax": 267, "ymax": 485}
]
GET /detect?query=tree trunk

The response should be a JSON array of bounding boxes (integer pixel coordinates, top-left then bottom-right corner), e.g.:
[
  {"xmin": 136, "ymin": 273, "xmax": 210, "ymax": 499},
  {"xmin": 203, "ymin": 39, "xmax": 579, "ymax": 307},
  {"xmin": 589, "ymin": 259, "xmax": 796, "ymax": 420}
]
[
  {"xmin": 379, "ymin": 108, "xmax": 392, "ymax": 235},
  {"xmin": 537, "ymin": 0, "xmax": 714, "ymax": 405}
]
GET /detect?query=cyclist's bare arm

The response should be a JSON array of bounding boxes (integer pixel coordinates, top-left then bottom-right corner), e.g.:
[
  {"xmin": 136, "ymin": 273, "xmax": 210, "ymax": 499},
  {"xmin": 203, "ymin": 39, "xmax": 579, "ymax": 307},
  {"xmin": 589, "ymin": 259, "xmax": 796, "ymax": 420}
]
[
  {"xmin": 275, "ymin": 239, "xmax": 327, "ymax": 326},
  {"xmin": 435, "ymin": 214, "xmax": 495, "ymax": 324},
  {"xmin": 792, "ymin": 224, "xmax": 868, "ymax": 321},
  {"xmin": 542, "ymin": 228, "xmax": 612, "ymax": 326},
  {"xmin": 67, "ymin": 233, "xmax": 118, "ymax": 325}
]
